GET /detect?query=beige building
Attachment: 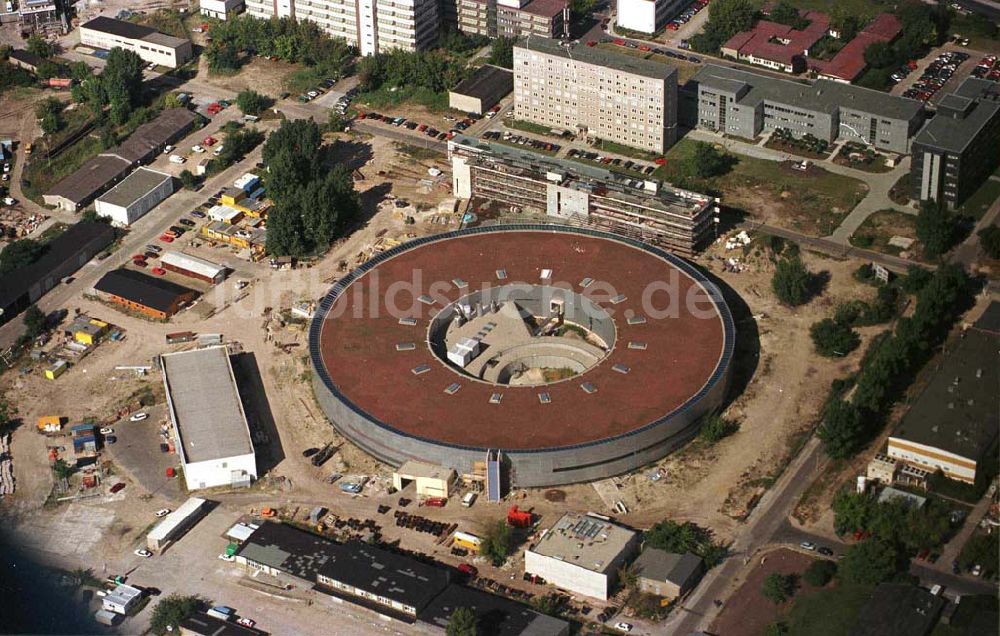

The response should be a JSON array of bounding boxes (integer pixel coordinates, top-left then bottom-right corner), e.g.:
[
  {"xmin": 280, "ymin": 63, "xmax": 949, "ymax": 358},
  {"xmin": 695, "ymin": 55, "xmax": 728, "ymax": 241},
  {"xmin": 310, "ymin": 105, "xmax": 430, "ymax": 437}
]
[
  {"xmin": 634, "ymin": 548, "xmax": 704, "ymax": 599},
  {"xmin": 513, "ymin": 37, "xmax": 678, "ymax": 154},
  {"xmin": 866, "ymin": 453, "xmax": 898, "ymax": 484},
  {"xmin": 454, "ymin": 0, "xmax": 567, "ymax": 39},
  {"xmin": 245, "ymin": 0, "xmax": 438, "ymax": 55},
  {"xmin": 392, "ymin": 461, "xmax": 456, "ymax": 498},
  {"xmin": 79, "ymin": 17, "xmax": 192, "ymax": 68}
]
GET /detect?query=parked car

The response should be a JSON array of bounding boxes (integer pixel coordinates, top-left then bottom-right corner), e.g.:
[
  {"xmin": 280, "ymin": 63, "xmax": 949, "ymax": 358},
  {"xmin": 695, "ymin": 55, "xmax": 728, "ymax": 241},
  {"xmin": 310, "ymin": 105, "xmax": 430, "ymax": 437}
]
[
  {"xmin": 105, "ymin": 435, "xmax": 117, "ymax": 444},
  {"xmin": 134, "ymin": 549, "xmax": 152, "ymax": 558},
  {"xmin": 800, "ymin": 541, "xmax": 816, "ymax": 551},
  {"xmin": 99, "ymin": 427, "xmax": 114, "ymax": 435},
  {"xmin": 110, "ymin": 482, "xmax": 125, "ymax": 493},
  {"xmin": 179, "ymin": 219, "xmax": 195, "ymax": 227},
  {"xmin": 144, "ymin": 245, "xmax": 162, "ymax": 253},
  {"xmin": 191, "ymin": 210, "xmax": 206, "ymax": 218},
  {"xmin": 151, "ymin": 267, "xmax": 166, "ymax": 276},
  {"xmin": 236, "ymin": 618, "xmax": 255, "ymax": 628},
  {"xmin": 191, "ymin": 145, "xmax": 205, "ymax": 153},
  {"xmin": 614, "ymin": 623, "xmax": 633, "ymax": 633},
  {"xmin": 159, "ymin": 234, "xmax": 174, "ymax": 243},
  {"xmin": 818, "ymin": 547, "xmax": 834, "ymax": 556},
  {"xmin": 218, "ymin": 553, "xmax": 234, "ymax": 562},
  {"xmin": 458, "ymin": 563, "xmax": 478, "ymax": 576},
  {"xmin": 129, "ymin": 412, "xmax": 148, "ymax": 421},
  {"xmin": 155, "ymin": 509, "xmax": 171, "ymax": 517}
]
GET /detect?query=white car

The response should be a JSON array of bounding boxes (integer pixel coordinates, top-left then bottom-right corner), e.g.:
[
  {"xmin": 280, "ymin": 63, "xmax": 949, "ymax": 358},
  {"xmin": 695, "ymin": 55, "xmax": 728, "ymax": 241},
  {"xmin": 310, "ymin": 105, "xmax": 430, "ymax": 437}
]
[
  {"xmin": 99, "ymin": 427, "xmax": 114, "ymax": 435},
  {"xmin": 163, "ymin": 145, "xmax": 174, "ymax": 154},
  {"xmin": 614, "ymin": 622, "xmax": 632, "ymax": 633},
  {"xmin": 236, "ymin": 618, "xmax": 255, "ymax": 628},
  {"xmin": 155, "ymin": 509, "xmax": 171, "ymax": 517},
  {"xmin": 134, "ymin": 549, "xmax": 152, "ymax": 558},
  {"xmin": 192, "ymin": 145, "xmax": 206, "ymax": 153},
  {"xmin": 800, "ymin": 541, "xmax": 816, "ymax": 551},
  {"xmin": 308, "ymin": 90, "xmax": 319, "ymax": 98},
  {"xmin": 3, "ymin": 196, "xmax": 15, "ymax": 206},
  {"xmin": 213, "ymin": 145, "xmax": 224, "ymax": 156},
  {"xmin": 218, "ymin": 553, "xmax": 235, "ymax": 562},
  {"xmin": 129, "ymin": 412, "xmax": 148, "ymax": 421}
]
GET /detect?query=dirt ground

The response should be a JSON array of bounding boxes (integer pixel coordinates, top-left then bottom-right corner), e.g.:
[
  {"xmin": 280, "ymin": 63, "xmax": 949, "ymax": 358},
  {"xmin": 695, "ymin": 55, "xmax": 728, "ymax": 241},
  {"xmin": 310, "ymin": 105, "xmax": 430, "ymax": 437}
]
[
  {"xmin": 711, "ymin": 548, "xmax": 826, "ymax": 636},
  {"xmin": 195, "ymin": 56, "xmax": 303, "ymax": 98}
]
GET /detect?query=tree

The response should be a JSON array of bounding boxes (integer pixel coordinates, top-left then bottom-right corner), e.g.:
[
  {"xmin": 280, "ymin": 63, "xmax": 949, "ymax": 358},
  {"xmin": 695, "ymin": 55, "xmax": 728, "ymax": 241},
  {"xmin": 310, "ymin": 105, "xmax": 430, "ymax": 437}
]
[
  {"xmin": 179, "ymin": 169, "xmax": 198, "ymax": 190},
  {"xmin": 490, "ymin": 37, "xmax": 515, "ymax": 69},
  {"xmin": 0, "ymin": 238, "xmax": 45, "ymax": 274},
  {"xmin": 916, "ymin": 200, "xmax": 959, "ymax": 258},
  {"xmin": 900, "ymin": 265, "xmax": 932, "ymax": 295},
  {"xmin": 681, "ymin": 141, "xmax": 735, "ymax": 179},
  {"xmin": 52, "ymin": 458, "xmax": 73, "ymax": 480},
  {"xmin": 236, "ymin": 89, "xmax": 268, "ymax": 116},
  {"xmin": 446, "ymin": 607, "xmax": 478, "ymax": 636},
  {"xmin": 569, "ymin": 0, "xmax": 596, "ymax": 18},
  {"xmin": 764, "ymin": 623, "xmax": 790, "ymax": 636},
  {"xmin": 977, "ymin": 226, "xmax": 1000, "ymax": 259},
  {"xmin": 480, "ymin": 520, "xmax": 511, "ymax": 566},
  {"xmin": 839, "ymin": 539, "xmax": 904, "ymax": 585},
  {"xmin": 0, "ymin": 396, "xmax": 16, "ymax": 435},
  {"xmin": 22, "ymin": 305, "xmax": 46, "ymax": 339},
  {"xmin": 26, "ymin": 34, "xmax": 55, "ymax": 59},
  {"xmin": 818, "ymin": 399, "xmax": 865, "ymax": 459},
  {"xmin": 698, "ymin": 412, "xmax": 739, "ymax": 443},
  {"xmin": 864, "ymin": 41, "xmax": 897, "ymax": 69},
  {"xmin": 208, "ymin": 42, "xmax": 242, "ymax": 73},
  {"xmin": 327, "ymin": 111, "xmax": 348, "ymax": 133},
  {"xmin": 771, "ymin": 256, "xmax": 812, "ymax": 306},
  {"xmin": 959, "ymin": 533, "xmax": 998, "ymax": 575},
  {"xmin": 770, "ymin": 2, "xmax": 808, "ymax": 30},
  {"xmin": 150, "ymin": 595, "xmax": 201, "ymax": 635},
  {"xmin": 802, "ymin": 560, "xmax": 837, "ymax": 587},
  {"xmin": 692, "ymin": 0, "xmax": 757, "ymax": 52},
  {"xmin": 810, "ymin": 318, "xmax": 860, "ymax": 357},
  {"xmin": 761, "ymin": 572, "xmax": 796, "ymax": 604},
  {"xmin": 645, "ymin": 520, "xmax": 726, "ymax": 567}
]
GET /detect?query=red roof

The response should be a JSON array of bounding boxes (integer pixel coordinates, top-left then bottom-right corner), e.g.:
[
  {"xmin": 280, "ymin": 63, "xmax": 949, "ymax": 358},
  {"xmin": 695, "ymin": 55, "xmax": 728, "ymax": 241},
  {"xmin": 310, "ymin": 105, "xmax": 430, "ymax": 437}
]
[
  {"xmin": 811, "ymin": 13, "xmax": 902, "ymax": 82},
  {"xmin": 316, "ymin": 231, "xmax": 728, "ymax": 451}
]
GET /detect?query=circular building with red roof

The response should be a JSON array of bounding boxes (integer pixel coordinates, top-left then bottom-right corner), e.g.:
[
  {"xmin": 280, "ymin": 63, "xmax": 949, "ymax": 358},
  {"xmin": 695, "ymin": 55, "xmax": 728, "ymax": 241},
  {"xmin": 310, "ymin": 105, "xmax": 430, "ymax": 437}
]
[{"xmin": 310, "ymin": 226, "xmax": 735, "ymax": 487}]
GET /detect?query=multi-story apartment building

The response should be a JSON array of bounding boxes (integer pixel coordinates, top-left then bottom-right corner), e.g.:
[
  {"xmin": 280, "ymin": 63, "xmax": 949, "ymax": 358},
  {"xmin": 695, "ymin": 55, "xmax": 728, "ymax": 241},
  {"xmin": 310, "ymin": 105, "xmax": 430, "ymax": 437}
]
[
  {"xmin": 691, "ymin": 64, "xmax": 925, "ymax": 154},
  {"xmin": 448, "ymin": 134, "xmax": 717, "ymax": 255},
  {"xmin": 910, "ymin": 78, "xmax": 1000, "ymax": 209},
  {"xmin": 452, "ymin": 0, "xmax": 567, "ymax": 39},
  {"xmin": 245, "ymin": 0, "xmax": 438, "ymax": 55},
  {"xmin": 514, "ymin": 37, "xmax": 678, "ymax": 154},
  {"xmin": 616, "ymin": 0, "xmax": 688, "ymax": 35},
  {"xmin": 79, "ymin": 17, "xmax": 193, "ymax": 68}
]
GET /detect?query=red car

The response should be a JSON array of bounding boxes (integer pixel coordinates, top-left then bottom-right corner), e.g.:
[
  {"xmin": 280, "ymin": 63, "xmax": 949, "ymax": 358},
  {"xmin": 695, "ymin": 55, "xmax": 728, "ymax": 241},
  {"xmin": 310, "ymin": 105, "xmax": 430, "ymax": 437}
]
[
  {"xmin": 132, "ymin": 254, "xmax": 146, "ymax": 262},
  {"xmin": 132, "ymin": 259, "xmax": 147, "ymax": 268},
  {"xmin": 638, "ymin": 45, "xmax": 651, "ymax": 52},
  {"xmin": 586, "ymin": 41, "xmax": 597, "ymax": 47},
  {"xmin": 203, "ymin": 136, "xmax": 217, "ymax": 146},
  {"xmin": 613, "ymin": 39, "xmax": 625, "ymax": 46},
  {"xmin": 458, "ymin": 564, "xmax": 478, "ymax": 576},
  {"xmin": 159, "ymin": 234, "xmax": 175, "ymax": 243},
  {"xmin": 151, "ymin": 267, "xmax": 166, "ymax": 276},
  {"xmin": 655, "ymin": 157, "xmax": 666, "ymax": 165},
  {"xmin": 356, "ymin": 112, "xmax": 367, "ymax": 119},
  {"xmin": 423, "ymin": 497, "xmax": 447, "ymax": 508},
  {"xmin": 418, "ymin": 124, "xmax": 428, "ymax": 132},
  {"xmin": 110, "ymin": 482, "xmax": 126, "ymax": 493},
  {"xmin": 206, "ymin": 103, "xmax": 222, "ymax": 115}
]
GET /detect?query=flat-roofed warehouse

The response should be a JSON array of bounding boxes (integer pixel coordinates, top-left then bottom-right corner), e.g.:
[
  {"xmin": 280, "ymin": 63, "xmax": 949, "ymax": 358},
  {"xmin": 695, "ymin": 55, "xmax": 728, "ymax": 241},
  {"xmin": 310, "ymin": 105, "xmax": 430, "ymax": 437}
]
[
  {"xmin": 160, "ymin": 345, "xmax": 257, "ymax": 490},
  {"xmin": 887, "ymin": 305, "xmax": 999, "ymax": 484},
  {"xmin": 95, "ymin": 167, "xmax": 174, "ymax": 227},
  {"xmin": 449, "ymin": 65, "xmax": 513, "ymax": 115},
  {"xmin": 79, "ymin": 16, "xmax": 193, "ymax": 68},
  {"xmin": 160, "ymin": 250, "xmax": 228, "ymax": 284},
  {"xmin": 524, "ymin": 512, "xmax": 640, "ymax": 600},
  {"xmin": 43, "ymin": 154, "xmax": 132, "ymax": 211}
]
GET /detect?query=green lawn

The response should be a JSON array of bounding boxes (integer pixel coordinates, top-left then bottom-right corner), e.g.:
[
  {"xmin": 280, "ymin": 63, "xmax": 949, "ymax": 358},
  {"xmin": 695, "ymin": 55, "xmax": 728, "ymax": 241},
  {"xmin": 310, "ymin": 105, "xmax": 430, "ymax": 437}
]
[
  {"xmin": 786, "ymin": 583, "xmax": 874, "ymax": 636},
  {"xmin": 957, "ymin": 177, "xmax": 1000, "ymax": 220},
  {"xmin": 950, "ymin": 13, "xmax": 1000, "ymax": 55},
  {"xmin": 354, "ymin": 86, "xmax": 449, "ymax": 112},
  {"xmin": 22, "ymin": 135, "xmax": 103, "ymax": 204},
  {"xmin": 505, "ymin": 119, "xmax": 558, "ymax": 137},
  {"xmin": 656, "ymin": 138, "xmax": 868, "ymax": 236}
]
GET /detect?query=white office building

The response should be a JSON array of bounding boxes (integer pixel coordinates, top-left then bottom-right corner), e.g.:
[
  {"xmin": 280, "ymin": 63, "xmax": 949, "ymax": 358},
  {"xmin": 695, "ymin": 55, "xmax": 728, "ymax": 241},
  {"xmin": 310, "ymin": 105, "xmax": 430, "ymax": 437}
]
[
  {"xmin": 201, "ymin": 0, "xmax": 245, "ymax": 20},
  {"xmin": 524, "ymin": 513, "xmax": 639, "ymax": 600},
  {"xmin": 79, "ymin": 17, "xmax": 193, "ymax": 68},
  {"xmin": 161, "ymin": 346, "xmax": 257, "ymax": 491},
  {"xmin": 244, "ymin": 0, "xmax": 438, "ymax": 55},
  {"xmin": 616, "ymin": 0, "xmax": 687, "ymax": 34}
]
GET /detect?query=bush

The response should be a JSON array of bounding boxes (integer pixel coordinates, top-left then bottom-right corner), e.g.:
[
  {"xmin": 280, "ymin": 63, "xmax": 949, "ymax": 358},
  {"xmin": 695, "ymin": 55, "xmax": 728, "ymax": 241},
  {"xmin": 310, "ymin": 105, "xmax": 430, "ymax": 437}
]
[
  {"xmin": 698, "ymin": 413, "xmax": 740, "ymax": 443},
  {"xmin": 810, "ymin": 318, "xmax": 860, "ymax": 357},
  {"xmin": 762, "ymin": 572, "xmax": 797, "ymax": 604},
  {"xmin": 236, "ymin": 89, "xmax": 270, "ymax": 116},
  {"xmin": 838, "ymin": 539, "xmax": 905, "ymax": 585},
  {"xmin": 978, "ymin": 226, "xmax": 1000, "ymax": 259},
  {"xmin": 150, "ymin": 595, "xmax": 201, "ymax": 635},
  {"xmin": 645, "ymin": 520, "xmax": 726, "ymax": 567},
  {"xmin": 802, "ymin": 560, "xmax": 837, "ymax": 587},
  {"xmin": 771, "ymin": 256, "xmax": 812, "ymax": 306}
]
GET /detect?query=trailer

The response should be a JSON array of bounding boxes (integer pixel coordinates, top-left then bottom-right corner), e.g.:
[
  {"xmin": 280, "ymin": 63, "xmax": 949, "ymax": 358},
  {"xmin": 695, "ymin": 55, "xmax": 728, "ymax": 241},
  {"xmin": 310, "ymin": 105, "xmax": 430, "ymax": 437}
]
[{"xmin": 165, "ymin": 331, "xmax": 196, "ymax": 345}]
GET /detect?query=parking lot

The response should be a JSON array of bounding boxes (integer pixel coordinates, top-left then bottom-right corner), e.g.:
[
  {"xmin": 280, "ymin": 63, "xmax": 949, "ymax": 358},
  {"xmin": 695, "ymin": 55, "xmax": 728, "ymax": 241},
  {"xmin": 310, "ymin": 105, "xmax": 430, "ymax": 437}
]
[
  {"xmin": 104, "ymin": 404, "xmax": 185, "ymax": 503},
  {"xmin": 895, "ymin": 50, "xmax": 972, "ymax": 102}
]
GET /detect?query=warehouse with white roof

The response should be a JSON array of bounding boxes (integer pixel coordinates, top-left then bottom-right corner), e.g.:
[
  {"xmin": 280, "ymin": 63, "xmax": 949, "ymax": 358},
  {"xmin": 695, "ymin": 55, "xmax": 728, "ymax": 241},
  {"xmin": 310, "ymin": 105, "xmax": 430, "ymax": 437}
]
[
  {"xmin": 161, "ymin": 345, "xmax": 256, "ymax": 490},
  {"xmin": 159, "ymin": 251, "xmax": 228, "ymax": 284},
  {"xmin": 94, "ymin": 168, "xmax": 173, "ymax": 227}
]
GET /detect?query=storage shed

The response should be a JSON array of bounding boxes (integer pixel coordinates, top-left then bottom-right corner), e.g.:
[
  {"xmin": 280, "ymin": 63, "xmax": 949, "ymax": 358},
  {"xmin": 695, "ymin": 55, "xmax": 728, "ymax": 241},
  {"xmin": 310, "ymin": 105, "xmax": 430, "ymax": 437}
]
[
  {"xmin": 159, "ymin": 251, "xmax": 227, "ymax": 284},
  {"xmin": 392, "ymin": 460, "xmax": 456, "ymax": 498}
]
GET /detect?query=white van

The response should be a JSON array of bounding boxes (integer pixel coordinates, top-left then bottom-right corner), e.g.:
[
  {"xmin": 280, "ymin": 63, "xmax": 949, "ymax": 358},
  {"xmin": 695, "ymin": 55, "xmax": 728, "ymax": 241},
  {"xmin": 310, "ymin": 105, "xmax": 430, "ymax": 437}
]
[
  {"xmin": 461, "ymin": 492, "xmax": 477, "ymax": 507},
  {"xmin": 169, "ymin": 154, "xmax": 186, "ymax": 164}
]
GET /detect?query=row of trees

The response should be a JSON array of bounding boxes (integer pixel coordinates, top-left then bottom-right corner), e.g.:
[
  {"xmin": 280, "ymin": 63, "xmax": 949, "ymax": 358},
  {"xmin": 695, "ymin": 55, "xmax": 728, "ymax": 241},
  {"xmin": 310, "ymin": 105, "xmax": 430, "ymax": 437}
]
[
  {"xmin": 832, "ymin": 490, "xmax": 954, "ymax": 551},
  {"xmin": 206, "ymin": 15, "xmax": 355, "ymax": 75},
  {"xmin": 263, "ymin": 119, "xmax": 360, "ymax": 256},
  {"xmin": 818, "ymin": 264, "xmax": 973, "ymax": 458},
  {"xmin": 356, "ymin": 48, "xmax": 470, "ymax": 96}
]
